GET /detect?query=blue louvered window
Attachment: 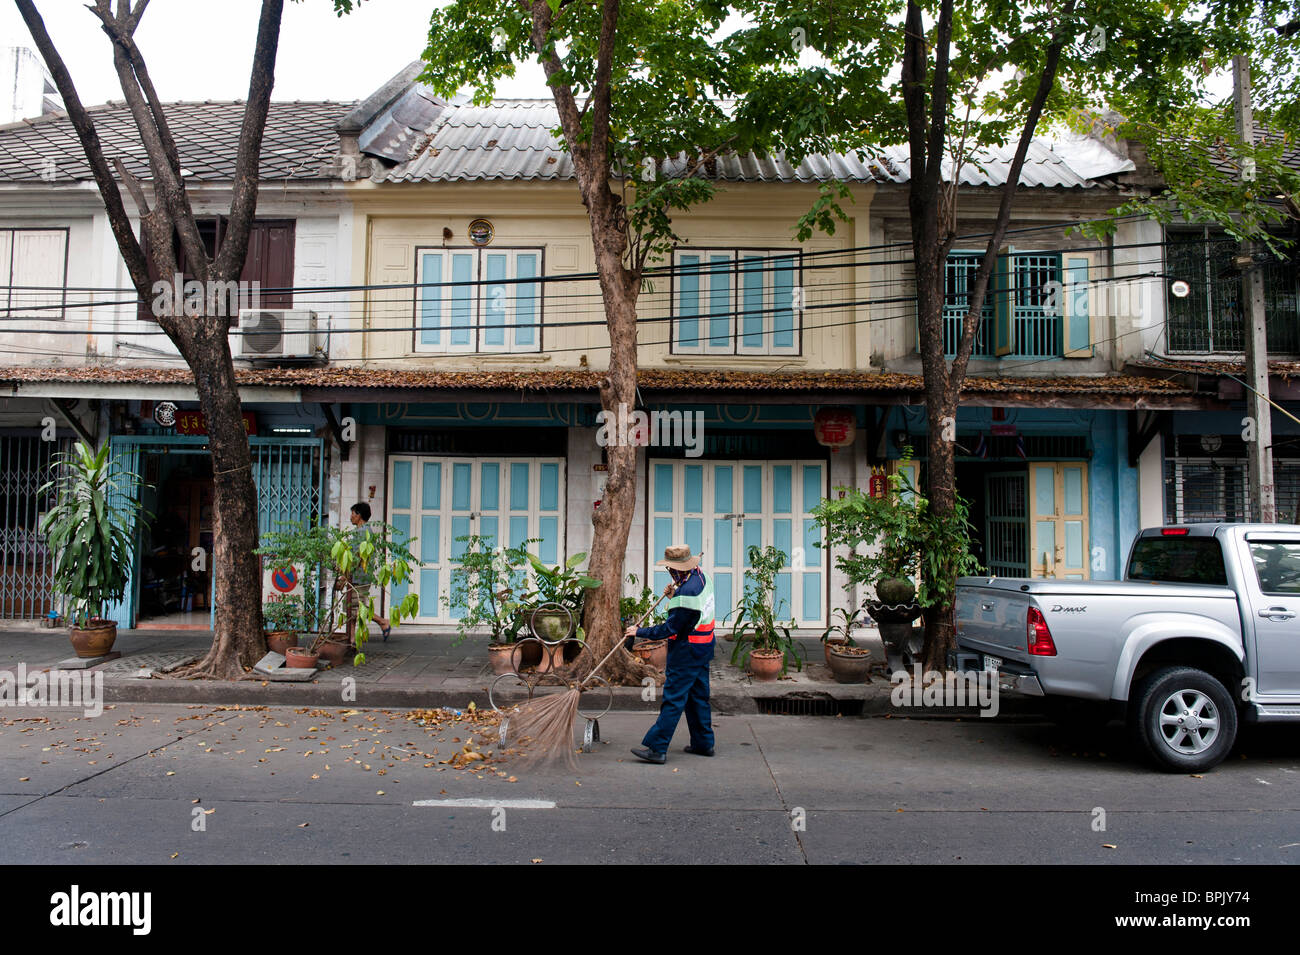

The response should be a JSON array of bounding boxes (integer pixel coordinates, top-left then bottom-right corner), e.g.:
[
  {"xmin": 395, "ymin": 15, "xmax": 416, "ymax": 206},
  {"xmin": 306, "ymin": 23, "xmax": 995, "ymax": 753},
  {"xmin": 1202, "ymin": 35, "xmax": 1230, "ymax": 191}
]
[
  {"xmin": 415, "ymin": 247, "xmax": 542, "ymax": 353},
  {"xmin": 672, "ymin": 248, "xmax": 800, "ymax": 355}
]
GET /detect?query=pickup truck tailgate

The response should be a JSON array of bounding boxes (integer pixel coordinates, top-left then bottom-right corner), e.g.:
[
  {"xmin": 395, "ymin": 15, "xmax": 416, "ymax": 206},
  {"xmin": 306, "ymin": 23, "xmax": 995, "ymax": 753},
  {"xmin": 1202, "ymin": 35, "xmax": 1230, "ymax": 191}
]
[{"xmin": 955, "ymin": 579, "xmax": 1037, "ymax": 662}]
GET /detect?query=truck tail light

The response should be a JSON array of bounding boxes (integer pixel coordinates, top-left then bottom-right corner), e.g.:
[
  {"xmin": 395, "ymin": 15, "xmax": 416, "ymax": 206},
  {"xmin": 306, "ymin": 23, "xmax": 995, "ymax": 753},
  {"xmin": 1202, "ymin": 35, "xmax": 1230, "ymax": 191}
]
[
  {"xmin": 1161, "ymin": 527, "xmax": 1190, "ymax": 536},
  {"xmin": 1027, "ymin": 606, "xmax": 1056, "ymax": 656}
]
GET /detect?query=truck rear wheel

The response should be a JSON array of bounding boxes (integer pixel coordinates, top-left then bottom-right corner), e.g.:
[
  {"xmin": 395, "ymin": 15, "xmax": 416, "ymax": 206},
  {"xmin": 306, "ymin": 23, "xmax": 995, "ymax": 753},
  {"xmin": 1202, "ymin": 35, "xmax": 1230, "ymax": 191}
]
[{"xmin": 1129, "ymin": 666, "xmax": 1238, "ymax": 773}]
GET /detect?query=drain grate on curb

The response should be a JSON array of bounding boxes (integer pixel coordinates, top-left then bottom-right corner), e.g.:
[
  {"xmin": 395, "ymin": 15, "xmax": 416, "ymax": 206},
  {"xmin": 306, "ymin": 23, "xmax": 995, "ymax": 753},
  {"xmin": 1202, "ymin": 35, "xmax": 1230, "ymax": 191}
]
[{"xmin": 755, "ymin": 697, "xmax": 864, "ymax": 717}]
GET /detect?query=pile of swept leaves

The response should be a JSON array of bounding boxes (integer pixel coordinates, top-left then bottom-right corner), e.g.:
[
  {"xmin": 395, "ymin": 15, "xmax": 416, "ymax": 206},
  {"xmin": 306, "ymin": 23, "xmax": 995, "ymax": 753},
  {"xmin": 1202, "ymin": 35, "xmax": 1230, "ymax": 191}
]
[{"xmin": 403, "ymin": 703, "xmax": 512, "ymax": 769}]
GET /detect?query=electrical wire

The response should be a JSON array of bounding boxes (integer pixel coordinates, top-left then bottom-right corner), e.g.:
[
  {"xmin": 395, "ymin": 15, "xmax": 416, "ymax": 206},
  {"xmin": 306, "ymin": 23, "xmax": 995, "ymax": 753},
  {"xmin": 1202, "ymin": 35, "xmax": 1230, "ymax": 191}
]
[{"xmin": 0, "ymin": 242, "xmax": 1189, "ymax": 333}]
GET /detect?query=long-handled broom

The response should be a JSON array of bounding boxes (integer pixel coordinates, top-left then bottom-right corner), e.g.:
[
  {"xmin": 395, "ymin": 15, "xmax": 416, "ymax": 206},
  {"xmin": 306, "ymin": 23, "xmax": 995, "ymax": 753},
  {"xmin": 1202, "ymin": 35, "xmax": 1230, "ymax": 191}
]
[{"xmin": 502, "ymin": 582, "xmax": 678, "ymax": 766}]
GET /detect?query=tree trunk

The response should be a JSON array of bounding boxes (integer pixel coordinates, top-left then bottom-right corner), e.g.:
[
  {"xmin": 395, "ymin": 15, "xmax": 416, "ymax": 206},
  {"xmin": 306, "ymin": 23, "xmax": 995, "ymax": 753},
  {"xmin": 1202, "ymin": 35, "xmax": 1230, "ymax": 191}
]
[
  {"xmin": 922, "ymin": 391, "xmax": 959, "ymax": 672},
  {"xmin": 578, "ymin": 218, "xmax": 659, "ymax": 687},
  {"xmin": 171, "ymin": 326, "xmax": 265, "ymax": 679},
  {"xmin": 913, "ymin": 239, "xmax": 961, "ymax": 672}
]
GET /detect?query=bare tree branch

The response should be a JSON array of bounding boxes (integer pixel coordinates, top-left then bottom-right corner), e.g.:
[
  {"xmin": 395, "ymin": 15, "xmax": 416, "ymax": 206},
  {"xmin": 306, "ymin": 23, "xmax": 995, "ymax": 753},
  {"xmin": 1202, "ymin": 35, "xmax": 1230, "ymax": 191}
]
[
  {"xmin": 215, "ymin": 0, "xmax": 285, "ymax": 281},
  {"xmin": 588, "ymin": 0, "xmax": 619, "ymax": 171},
  {"xmin": 948, "ymin": 0, "xmax": 1077, "ymax": 391},
  {"xmin": 15, "ymin": 0, "xmax": 151, "ymax": 292}
]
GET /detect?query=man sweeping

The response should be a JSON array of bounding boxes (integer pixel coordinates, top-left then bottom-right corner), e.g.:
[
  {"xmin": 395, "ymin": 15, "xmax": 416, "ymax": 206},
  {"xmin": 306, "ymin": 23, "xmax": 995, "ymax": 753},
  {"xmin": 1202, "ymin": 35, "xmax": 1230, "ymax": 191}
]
[{"xmin": 624, "ymin": 544, "xmax": 716, "ymax": 764}]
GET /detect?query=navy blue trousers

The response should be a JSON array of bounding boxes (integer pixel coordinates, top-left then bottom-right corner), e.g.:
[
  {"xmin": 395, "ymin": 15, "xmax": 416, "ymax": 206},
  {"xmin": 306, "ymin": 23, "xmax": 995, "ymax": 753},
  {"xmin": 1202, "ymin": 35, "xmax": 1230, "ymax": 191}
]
[{"xmin": 642, "ymin": 638, "xmax": 714, "ymax": 754}]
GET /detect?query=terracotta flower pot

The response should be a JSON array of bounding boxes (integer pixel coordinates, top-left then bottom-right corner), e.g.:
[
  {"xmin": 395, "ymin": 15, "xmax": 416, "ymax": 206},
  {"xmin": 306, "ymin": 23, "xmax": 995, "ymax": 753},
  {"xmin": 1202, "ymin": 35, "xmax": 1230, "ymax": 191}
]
[
  {"xmin": 822, "ymin": 637, "xmax": 847, "ymax": 666},
  {"xmin": 633, "ymin": 638, "xmax": 668, "ymax": 670},
  {"xmin": 317, "ymin": 638, "xmax": 354, "ymax": 665},
  {"xmin": 285, "ymin": 647, "xmax": 320, "ymax": 669},
  {"xmin": 749, "ymin": 649, "xmax": 784, "ymax": 682},
  {"xmin": 69, "ymin": 619, "xmax": 117, "ymax": 659},
  {"xmin": 510, "ymin": 640, "xmax": 543, "ymax": 672},
  {"xmin": 827, "ymin": 645, "xmax": 872, "ymax": 684},
  {"xmin": 266, "ymin": 630, "xmax": 299, "ymax": 656},
  {"xmin": 488, "ymin": 643, "xmax": 516, "ymax": 675}
]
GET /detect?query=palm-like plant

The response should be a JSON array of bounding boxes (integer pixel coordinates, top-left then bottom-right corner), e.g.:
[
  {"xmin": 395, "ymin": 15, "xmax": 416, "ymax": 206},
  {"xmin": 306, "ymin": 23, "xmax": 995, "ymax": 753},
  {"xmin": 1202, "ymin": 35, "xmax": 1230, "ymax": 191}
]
[{"xmin": 39, "ymin": 441, "xmax": 149, "ymax": 628}]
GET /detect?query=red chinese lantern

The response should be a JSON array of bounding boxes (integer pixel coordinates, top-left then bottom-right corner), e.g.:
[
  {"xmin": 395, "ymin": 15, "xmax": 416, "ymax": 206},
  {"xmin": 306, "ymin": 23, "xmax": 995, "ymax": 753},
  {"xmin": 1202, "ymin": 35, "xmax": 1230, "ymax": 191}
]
[
  {"xmin": 813, "ymin": 407, "xmax": 856, "ymax": 452},
  {"xmin": 869, "ymin": 472, "xmax": 888, "ymax": 498}
]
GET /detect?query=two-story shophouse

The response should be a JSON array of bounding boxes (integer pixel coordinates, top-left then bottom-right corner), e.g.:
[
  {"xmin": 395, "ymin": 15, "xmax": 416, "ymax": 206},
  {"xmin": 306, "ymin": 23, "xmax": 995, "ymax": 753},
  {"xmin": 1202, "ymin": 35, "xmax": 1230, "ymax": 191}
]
[
  {"xmin": 317, "ymin": 64, "xmax": 1201, "ymax": 629},
  {"xmin": 1, "ymin": 63, "xmax": 1227, "ymax": 633},
  {"xmin": 0, "ymin": 97, "xmax": 355, "ymax": 626}
]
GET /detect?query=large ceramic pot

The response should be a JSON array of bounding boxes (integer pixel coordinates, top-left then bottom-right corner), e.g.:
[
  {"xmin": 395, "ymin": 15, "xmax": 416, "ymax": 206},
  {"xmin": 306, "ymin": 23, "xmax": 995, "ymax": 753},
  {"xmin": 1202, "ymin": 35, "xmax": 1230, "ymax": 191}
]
[
  {"xmin": 285, "ymin": 646, "xmax": 320, "ymax": 669},
  {"xmin": 822, "ymin": 637, "xmax": 847, "ymax": 666},
  {"xmin": 876, "ymin": 578, "xmax": 916, "ymax": 605},
  {"xmin": 266, "ymin": 630, "xmax": 299, "ymax": 656},
  {"xmin": 488, "ymin": 643, "xmax": 516, "ymax": 675},
  {"xmin": 69, "ymin": 619, "xmax": 117, "ymax": 659},
  {"xmin": 633, "ymin": 638, "xmax": 667, "ymax": 670},
  {"xmin": 827, "ymin": 645, "xmax": 872, "ymax": 684},
  {"xmin": 529, "ymin": 606, "xmax": 575, "ymax": 642},
  {"xmin": 749, "ymin": 649, "xmax": 784, "ymax": 682}
]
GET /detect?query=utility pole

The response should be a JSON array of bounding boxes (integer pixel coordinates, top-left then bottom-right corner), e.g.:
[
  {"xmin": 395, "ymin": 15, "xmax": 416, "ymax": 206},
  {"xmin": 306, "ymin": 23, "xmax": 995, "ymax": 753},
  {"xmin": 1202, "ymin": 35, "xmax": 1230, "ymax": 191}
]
[{"xmin": 1234, "ymin": 54, "xmax": 1275, "ymax": 523}]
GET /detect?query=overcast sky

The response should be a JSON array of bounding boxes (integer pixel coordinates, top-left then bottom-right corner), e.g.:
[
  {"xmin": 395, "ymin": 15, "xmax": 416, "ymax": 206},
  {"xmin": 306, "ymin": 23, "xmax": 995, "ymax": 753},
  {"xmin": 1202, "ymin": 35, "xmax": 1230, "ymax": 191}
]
[{"xmin": 1, "ymin": 0, "xmax": 550, "ymax": 106}]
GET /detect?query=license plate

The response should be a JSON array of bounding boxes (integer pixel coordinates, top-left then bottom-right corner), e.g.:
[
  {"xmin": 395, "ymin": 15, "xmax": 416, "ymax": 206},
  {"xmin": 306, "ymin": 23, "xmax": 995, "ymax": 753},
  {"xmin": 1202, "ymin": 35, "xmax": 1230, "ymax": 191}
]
[{"xmin": 983, "ymin": 654, "xmax": 1002, "ymax": 673}]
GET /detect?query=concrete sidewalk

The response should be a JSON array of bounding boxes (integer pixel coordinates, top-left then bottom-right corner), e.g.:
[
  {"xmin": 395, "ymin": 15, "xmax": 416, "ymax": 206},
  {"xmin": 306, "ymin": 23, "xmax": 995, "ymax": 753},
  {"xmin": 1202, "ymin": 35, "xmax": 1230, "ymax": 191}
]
[{"xmin": 0, "ymin": 626, "xmax": 1043, "ymax": 717}]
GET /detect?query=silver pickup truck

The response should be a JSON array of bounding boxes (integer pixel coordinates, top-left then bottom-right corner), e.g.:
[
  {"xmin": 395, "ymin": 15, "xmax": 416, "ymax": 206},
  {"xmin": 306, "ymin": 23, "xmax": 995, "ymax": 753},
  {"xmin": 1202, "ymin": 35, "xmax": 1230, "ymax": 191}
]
[{"xmin": 955, "ymin": 524, "xmax": 1300, "ymax": 772}]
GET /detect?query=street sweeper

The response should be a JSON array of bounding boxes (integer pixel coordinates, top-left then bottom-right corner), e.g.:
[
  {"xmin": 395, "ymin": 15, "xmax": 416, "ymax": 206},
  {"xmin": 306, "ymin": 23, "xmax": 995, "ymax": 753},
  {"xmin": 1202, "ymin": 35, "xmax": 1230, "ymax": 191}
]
[{"xmin": 624, "ymin": 543, "xmax": 716, "ymax": 764}]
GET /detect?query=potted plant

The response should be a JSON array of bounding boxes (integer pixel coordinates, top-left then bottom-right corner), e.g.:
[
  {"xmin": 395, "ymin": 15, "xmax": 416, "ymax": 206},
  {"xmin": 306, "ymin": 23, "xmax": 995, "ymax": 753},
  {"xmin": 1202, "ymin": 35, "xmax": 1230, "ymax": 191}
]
[
  {"xmin": 257, "ymin": 521, "xmax": 421, "ymax": 667},
  {"xmin": 729, "ymin": 545, "xmax": 804, "ymax": 681},
  {"xmin": 820, "ymin": 607, "xmax": 873, "ymax": 683},
  {"xmin": 622, "ymin": 573, "xmax": 668, "ymax": 669},
  {"xmin": 820, "ymin": 606, "xmax": 864, "ymax": 664},
  {"xmin": 262, "ymin": 592, "xmax": 301, "ymax": 655},
  {"xmin": 814, "ymin": 456, "xmax": 981, "ymax": 665},
  {"xmin": 446, "ymin": 535, "xmax": 536, "ymax": 674},
  {"xmin": 39, "ymin": 441, "xmax": 149, "ymax": 658},
  {"xmin": 524, "ymin": 551, "xmax": 602, "ymax": 641}
]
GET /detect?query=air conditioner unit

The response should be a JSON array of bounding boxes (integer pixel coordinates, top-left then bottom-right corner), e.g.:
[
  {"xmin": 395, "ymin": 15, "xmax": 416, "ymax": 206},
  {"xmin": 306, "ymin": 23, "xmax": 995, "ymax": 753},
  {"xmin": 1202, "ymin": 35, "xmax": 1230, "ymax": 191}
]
[{"xmin": 234, "ymin": 309, "xmax": 318, "ymax": 359}]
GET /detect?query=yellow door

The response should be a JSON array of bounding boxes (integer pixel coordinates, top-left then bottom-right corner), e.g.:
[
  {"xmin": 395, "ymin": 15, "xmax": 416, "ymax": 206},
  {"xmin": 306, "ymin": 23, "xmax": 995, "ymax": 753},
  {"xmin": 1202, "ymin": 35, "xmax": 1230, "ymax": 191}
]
[{"xmin": 1029, "ymin": 462, "xmax": 1090, "ymax": 579}]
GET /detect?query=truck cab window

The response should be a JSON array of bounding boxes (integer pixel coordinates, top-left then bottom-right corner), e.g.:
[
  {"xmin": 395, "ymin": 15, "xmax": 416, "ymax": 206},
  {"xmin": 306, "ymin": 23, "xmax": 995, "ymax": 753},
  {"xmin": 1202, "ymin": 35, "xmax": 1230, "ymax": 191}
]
[
  {"xmin": 1127, "ymin": 537, "xmax": 1228, "ymax": 585},
  {"xmin": 1249, "ymin": 541, "xmax": 1300, "ymax": 594}
]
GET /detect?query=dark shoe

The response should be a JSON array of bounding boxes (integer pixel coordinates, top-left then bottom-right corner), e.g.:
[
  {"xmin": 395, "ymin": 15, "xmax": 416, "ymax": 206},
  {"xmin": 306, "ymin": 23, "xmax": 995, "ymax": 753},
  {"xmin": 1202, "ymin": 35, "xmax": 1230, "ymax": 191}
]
[
  {"xmin": 683, "ymin": 744, "xmax": 715, "ymax": 757},
  {"xmin": 630, "ymin": 747, "xmax": 666, "ymax": 764}
]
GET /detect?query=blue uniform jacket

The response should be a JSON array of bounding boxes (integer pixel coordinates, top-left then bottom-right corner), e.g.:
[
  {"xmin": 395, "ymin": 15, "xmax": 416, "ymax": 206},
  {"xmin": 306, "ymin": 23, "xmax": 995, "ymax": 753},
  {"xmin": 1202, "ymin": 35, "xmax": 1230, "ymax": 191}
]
[{"xmin": 636, "ymin": 570, "xmax": 706, "ymax": 643}]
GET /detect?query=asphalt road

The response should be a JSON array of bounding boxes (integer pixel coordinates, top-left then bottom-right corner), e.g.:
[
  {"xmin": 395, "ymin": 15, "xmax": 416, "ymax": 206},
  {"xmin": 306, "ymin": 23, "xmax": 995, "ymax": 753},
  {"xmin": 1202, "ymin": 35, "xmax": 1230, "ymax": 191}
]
[{"xmin": 1, "ymin": 702, "xmax": 1297, "ymax": 865}]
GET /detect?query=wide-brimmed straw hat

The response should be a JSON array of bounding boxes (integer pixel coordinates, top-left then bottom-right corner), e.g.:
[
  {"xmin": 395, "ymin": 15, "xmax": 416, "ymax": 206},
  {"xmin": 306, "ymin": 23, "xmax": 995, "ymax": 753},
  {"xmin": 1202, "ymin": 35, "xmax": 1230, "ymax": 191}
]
[{"xmin": 656, "ymin": 543, "xmax": 700, "ymax": 571}]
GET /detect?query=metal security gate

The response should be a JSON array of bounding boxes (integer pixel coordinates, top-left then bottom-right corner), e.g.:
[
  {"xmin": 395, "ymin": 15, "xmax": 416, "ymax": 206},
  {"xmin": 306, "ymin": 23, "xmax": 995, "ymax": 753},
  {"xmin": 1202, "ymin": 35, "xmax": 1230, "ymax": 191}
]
[
  {"xmin": 103, "ymin": 435, "xmax": 325, "ymax": 628},
  {"xmin": 984, "ymin": 471, "xmax": 1028, "ymax": 577},
  {"xmin": 0, "ymin": 433, "xmax": 73, "ymax": 619}
]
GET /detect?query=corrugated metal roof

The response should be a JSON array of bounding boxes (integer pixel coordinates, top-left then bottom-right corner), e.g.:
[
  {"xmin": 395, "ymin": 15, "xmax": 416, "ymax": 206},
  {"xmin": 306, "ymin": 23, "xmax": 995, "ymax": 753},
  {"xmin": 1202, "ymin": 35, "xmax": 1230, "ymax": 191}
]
[
  {"xmin": 377, "ymin": 97, "xmax": 1133, "ymax": 188},
  {"xmin": 0, "ymin": 100, "xmax": 354, "ymax": 184}
]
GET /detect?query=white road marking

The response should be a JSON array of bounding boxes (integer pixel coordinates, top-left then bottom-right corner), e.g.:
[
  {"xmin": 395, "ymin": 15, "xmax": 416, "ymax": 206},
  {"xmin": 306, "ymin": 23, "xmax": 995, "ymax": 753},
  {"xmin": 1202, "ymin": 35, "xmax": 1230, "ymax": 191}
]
[{"xmin": 412, "ymin": 798, "xmax": 556, "ymax": 809}]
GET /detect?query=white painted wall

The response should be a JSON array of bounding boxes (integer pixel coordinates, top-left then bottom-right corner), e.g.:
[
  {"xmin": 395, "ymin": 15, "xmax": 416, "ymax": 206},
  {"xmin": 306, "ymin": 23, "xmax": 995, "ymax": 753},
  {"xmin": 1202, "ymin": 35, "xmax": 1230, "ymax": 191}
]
[{"xmin": 1138, "ymin": 436, "xmax": 1165, "ymax": 530}]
